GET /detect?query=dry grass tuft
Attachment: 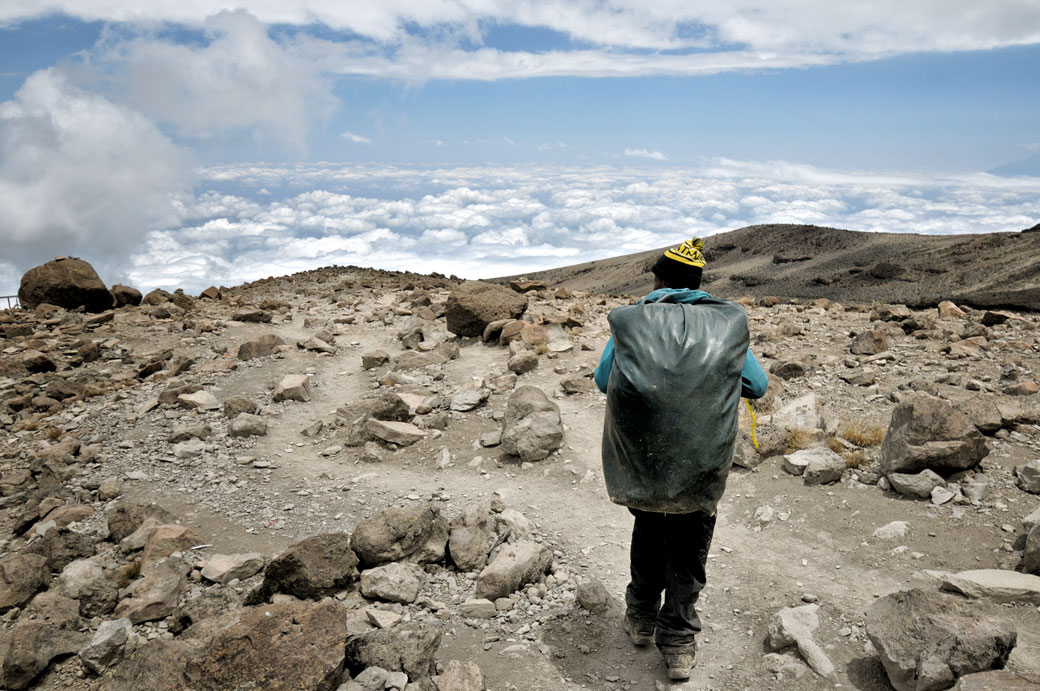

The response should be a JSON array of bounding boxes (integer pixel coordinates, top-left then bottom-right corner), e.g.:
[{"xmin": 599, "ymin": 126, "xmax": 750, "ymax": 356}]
[
  {"xmin": 843, "ymin": 450, "xmax": 868, "ymax": 468},
  {"xmin": 784, "ymin": 427, "xmax": 816, "ymax": 454},
  {"xmin": 839, "ymin": 421, "xmax": 886, "ymax": 447}
]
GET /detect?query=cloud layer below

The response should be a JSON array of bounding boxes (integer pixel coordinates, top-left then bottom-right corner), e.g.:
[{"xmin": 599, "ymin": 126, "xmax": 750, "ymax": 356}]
[{"xmin": 5, "ymin": 159, "xmax": 1032, "ymax": 296}]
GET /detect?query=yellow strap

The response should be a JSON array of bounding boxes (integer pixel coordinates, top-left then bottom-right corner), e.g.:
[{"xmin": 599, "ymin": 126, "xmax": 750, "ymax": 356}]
[{"xmin": 744, "ymin": 398, "xmax": 759, "ymax": 449}]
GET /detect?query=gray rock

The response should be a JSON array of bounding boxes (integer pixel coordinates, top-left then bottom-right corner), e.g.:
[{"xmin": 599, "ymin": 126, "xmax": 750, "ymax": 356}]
[
  {"xmin": 448, "ymin": 504, "xmax": 496, "ymax": 572},
  {"xmin": 366, "ymin": 607, "xmax": 403, "ymax": 629},
  {"xmin": 962, "ymin": 482, "xmax": 989, "ymax": 502},
  {"xmin": 224, "ymin": 397, "xmax": 260, "ymax": 418},
  {"xmin": 0, "ymin": 593, "xmax": 90, "ymax": 689},
  {"xmin": 450, "ymin": 388, "xmax": 491, "ymax": 412},
  {"xmin": 955, "ymin": 397, "xmax": 1004, "ymax": 436},
  {"xmin": 200, "ymin": 553, "xmax": 266, "ymax": 585},
  {"xmin": 475, "ymin": 541, "xmax": 552, "ymax": 600},
  {"xmin": 938, "ymin": 569, "xmax": 1040, "ymax": 604},
  {"xmin": 781, "ymin": 451, "xmax": 810, "ymax": 476},
  {"xmin": 575, "ymin": 577, "xmax": 613, "ymax": 615},
  {"xmin": 113, "ymin": 558, "xmax": 189, "ymax": 624},
  {"xmin": 273, "ymin": 374, "xmax": 312, "ymax": 402},
  {"xmin": 366, "ymin": 419, "xmax": 427, "ymax": 446},
  {"xmin": 186, "ymin": 599, "xmax": 351, "ymax": 690},
  {"xmin": 879, "ymin": 393, "xmax": 989, "ymax": 474},
  {"xmin": 850, "ymin": 328, "xmax": 888, "ymax": 355},
  {"xmin": 766, "ymin": 604, "xmax": 834, "ymax": 678},
  {"xmin": 460, "ymin": 598, "xmax": 497, "ymax": 619},
  {"xmin": 874, "ymin": 521, "xmax": 911, "ymax": 540},
  {"xmin": 361, "ymin": 350, "xmax": 391, "ymax": 369},
  {"xmin": 106, "ymin": 503, "xmax": 177, "ymax": 542},
  {"xmin": 931, "ymin": 485, "xmax": 957, "ymax": 505},
  {"xmin": 0, "ymin": 553, "xmax": 49, "ymax": 612},
  {"xmin": 1023, "ymin": 523, "xmax": 1040, "ymax": 575},
  {"xmin": 177, "ymin": 390, "xmax": 221, "ymax": 411},
  {"xmin": 229, "ymin": 413, "xmax": 268, "ymax": 437},
  {"xmin": 445, "ymin": 281, "xmax": 528, "ymax": 337},
  {"xmin": 1015, "ymin": 460, "xmax": 1040, "ymax": 494},
  {"xmin": 168, "ymin": 424, "xmax": 211, "ymax": 443},
  {"xmin": 436, "ymin": 660, "xmax": 486, "ymax": 691},
  {"xmin": 351, "ymin": 503, "xmax": 446, "ymax": 568},
  {"xmin": 766, "ymin": 393, "xmax": 823, "ymax": 431},
  {"xmin": 507, "ymin": 351, "xmax": 539, "ymax": 374},
  {"xmin": 172, "ymin": 438, "xmax": 206, "ymax": 458},
  {"xmin": 865, "ymin": 589, "xmax": 1017, "ymax": 691},
  {"xmin": 237, "ymin": 334, "xmax": 285, "ymax": 360},
  {"xmin": 56, "ymin": 558, "xmax": 118, "ymax": 618},
  {"xmin": 801, "ymin": 448, "xmax": 846, "ymax": 485},
  {"xmin": 300, "ymin": 336, "xmax": 335, "ymax": 353},
  {"xmin": 360, "ymin": 563, "xmax": 424, "ymax": 604},
  {"xmin": 840, "ymin": 368, "xmax": 876, "ymax": 386},
  {"xmin": 252, "ymin": 533, "xmax": 358, "ymax": 601},
  {"xmin": 344, "ymin": 623, "xmax": 441, "ymax": 687},
  {"xmin": 889, "ymin": 469, "xmax": 946, "ymax": 499},
  {"xmin": 499, "ymin": 386, "xmax": 563, "ymax": 462},
  {"xmin": 79, "ymin": 617, "xmax": 132, "ymax": 674},
  {"xmin": 18, "ymin": 257, "xmax": 113, "ymax": 312}
]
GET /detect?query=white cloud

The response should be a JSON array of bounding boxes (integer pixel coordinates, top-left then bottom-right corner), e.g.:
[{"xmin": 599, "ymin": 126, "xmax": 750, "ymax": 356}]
[
  {"xmin": 0, "ymin": 68, "xmax": 191, "ymax": 285},
  {"xmin": 625, "ymin": 148, "xmax": 668, "ymax": 161},
  {"xmin": 90, "ymin": 10, "xmax": 336, "ymax": 152},
  {"xmin": 341, "ymin": 131, "xmax": 372, "ymax": 144},
  {"xmin": 3, "ymin": 3, "xmax": 1038, "ymax": 80}
]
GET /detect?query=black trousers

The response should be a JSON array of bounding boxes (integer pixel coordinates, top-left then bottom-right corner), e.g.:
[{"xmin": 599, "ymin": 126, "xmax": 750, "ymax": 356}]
[{"xmin": 625, "ymin": 508, "xmax": 716, "ymax": 653}]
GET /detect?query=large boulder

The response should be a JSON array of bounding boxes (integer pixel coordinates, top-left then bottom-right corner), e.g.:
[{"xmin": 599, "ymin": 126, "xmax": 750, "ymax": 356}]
[
  {"xmin": 110, "ymin": 284, "xmax": 142, "ymax": 307},
  {"xmin": 0, "ymin": 591, "xmax": 89, "ymax": 690},
  {"xmin": 18, "ymin": 257, "xmax": 113, "ymax": 312},
  {"xmin": 350, "ymin": 503, "xmax": 447, "ymax": 568},
  {"xmin": 344, "ymin": 623, "xmax": 442, "ymax": 690},
  {"xmin": 445, "ymin": 281, "xmax": 527, "ymax": 337},
  {"xmin": 185, "ymin": 600, "xmax": 351, "ymax": 691},
  {"xmin": 865, "ymin": 589, "xmax": 1017, "ymax": 691},
  {"xmin": 499, "ymin": 386, "xmax": 564, "ymax": 462},
  {"xmin": 251, "ymin": 533, "xmax": 358, "ymax": 602},
  {"xmin": 113, "ymin": 558, "xmax": 189, "ymax": 624},
  {"xmin": 92, "ymin": 639, "xmax": 197, "ymax": 690},
  {"xmin": 879, "ymin": 393, "xmax": 989, "ymax": 474},
  {"xmin": 0, "ymin": 553, "xmax": 49, "ymax": 612},
  {"xmin": 106, "ymin": 503, "xmax": 178, "ymax": 542}
]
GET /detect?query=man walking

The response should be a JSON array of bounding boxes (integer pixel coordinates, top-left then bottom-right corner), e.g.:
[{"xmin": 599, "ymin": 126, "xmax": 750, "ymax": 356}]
[{"xmin": 594, "ymin": 237, "xmax": 768, "ymax": 681}]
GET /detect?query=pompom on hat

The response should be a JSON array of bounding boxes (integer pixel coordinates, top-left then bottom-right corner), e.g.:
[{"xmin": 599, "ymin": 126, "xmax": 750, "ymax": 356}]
[{"xmin": 651, "ymin": 237, "xmax": 706, "ymax": 289}]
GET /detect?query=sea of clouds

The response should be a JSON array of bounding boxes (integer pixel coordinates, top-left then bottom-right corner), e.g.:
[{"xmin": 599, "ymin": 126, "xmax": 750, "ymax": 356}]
[{"xmin": 6, "ymin": 159, "xmax": 1035, "ymax": 297}]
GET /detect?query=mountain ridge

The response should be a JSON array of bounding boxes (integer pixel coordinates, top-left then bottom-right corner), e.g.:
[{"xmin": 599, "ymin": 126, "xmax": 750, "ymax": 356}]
[{"xmin": 493, "ymin": 223, "xmax": 1040, "ymax": 310}]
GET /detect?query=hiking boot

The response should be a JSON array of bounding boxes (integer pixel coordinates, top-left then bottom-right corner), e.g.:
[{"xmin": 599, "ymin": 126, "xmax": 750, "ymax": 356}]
[
  {"xmin": 664, "ymin": 650, "xmax": 695, "ymax": 680},
  {"xmin": 622, "ymin": 616, "xmax": 654, "ymax": 647}
]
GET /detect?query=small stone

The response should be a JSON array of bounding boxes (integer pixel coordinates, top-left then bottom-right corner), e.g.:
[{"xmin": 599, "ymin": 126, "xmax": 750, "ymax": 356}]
[{"xmin": 273, "ymin": 374, "xmax": 312, "ymax": 402}]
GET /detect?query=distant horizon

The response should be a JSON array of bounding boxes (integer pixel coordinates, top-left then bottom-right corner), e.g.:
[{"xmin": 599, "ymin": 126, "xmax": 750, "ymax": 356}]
[
  {"xmin": 2, "ymin": 3, "xmax": 1038, "ymax": 296},
  {"xmin": 2, "ymin": 159, "xmax": 1037, "ymax": 297}
]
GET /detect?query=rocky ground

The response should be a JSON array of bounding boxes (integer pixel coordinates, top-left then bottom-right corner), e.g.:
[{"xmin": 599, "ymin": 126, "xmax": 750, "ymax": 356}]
[{"xmin": 2, "ymin": 260, "xmax": 1040, "ymax": 690}]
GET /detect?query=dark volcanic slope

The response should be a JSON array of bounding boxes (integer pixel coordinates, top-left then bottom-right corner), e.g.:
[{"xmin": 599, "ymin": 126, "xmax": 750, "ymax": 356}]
[{"xmin": 494, "ymin": 224, "xmax": 1040, "ymax": 310}]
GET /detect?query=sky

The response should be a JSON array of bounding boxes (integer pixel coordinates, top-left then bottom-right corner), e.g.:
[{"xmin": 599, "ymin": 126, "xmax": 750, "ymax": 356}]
[{"xmin": 1, "ymin": 2, "xmax": 1039, "ymax": 296}]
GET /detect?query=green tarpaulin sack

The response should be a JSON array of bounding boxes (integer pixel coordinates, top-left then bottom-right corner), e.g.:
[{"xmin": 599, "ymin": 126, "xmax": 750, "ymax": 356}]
[{"xmin": 601, "ymin": 292, "xmax": 750, "ymax": 514}]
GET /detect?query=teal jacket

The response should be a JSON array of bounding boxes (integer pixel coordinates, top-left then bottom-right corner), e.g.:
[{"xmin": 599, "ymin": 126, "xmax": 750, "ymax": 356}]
[{"xmin": 594, "ymin": 289, "xmax": 768, "ymax": 398}]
